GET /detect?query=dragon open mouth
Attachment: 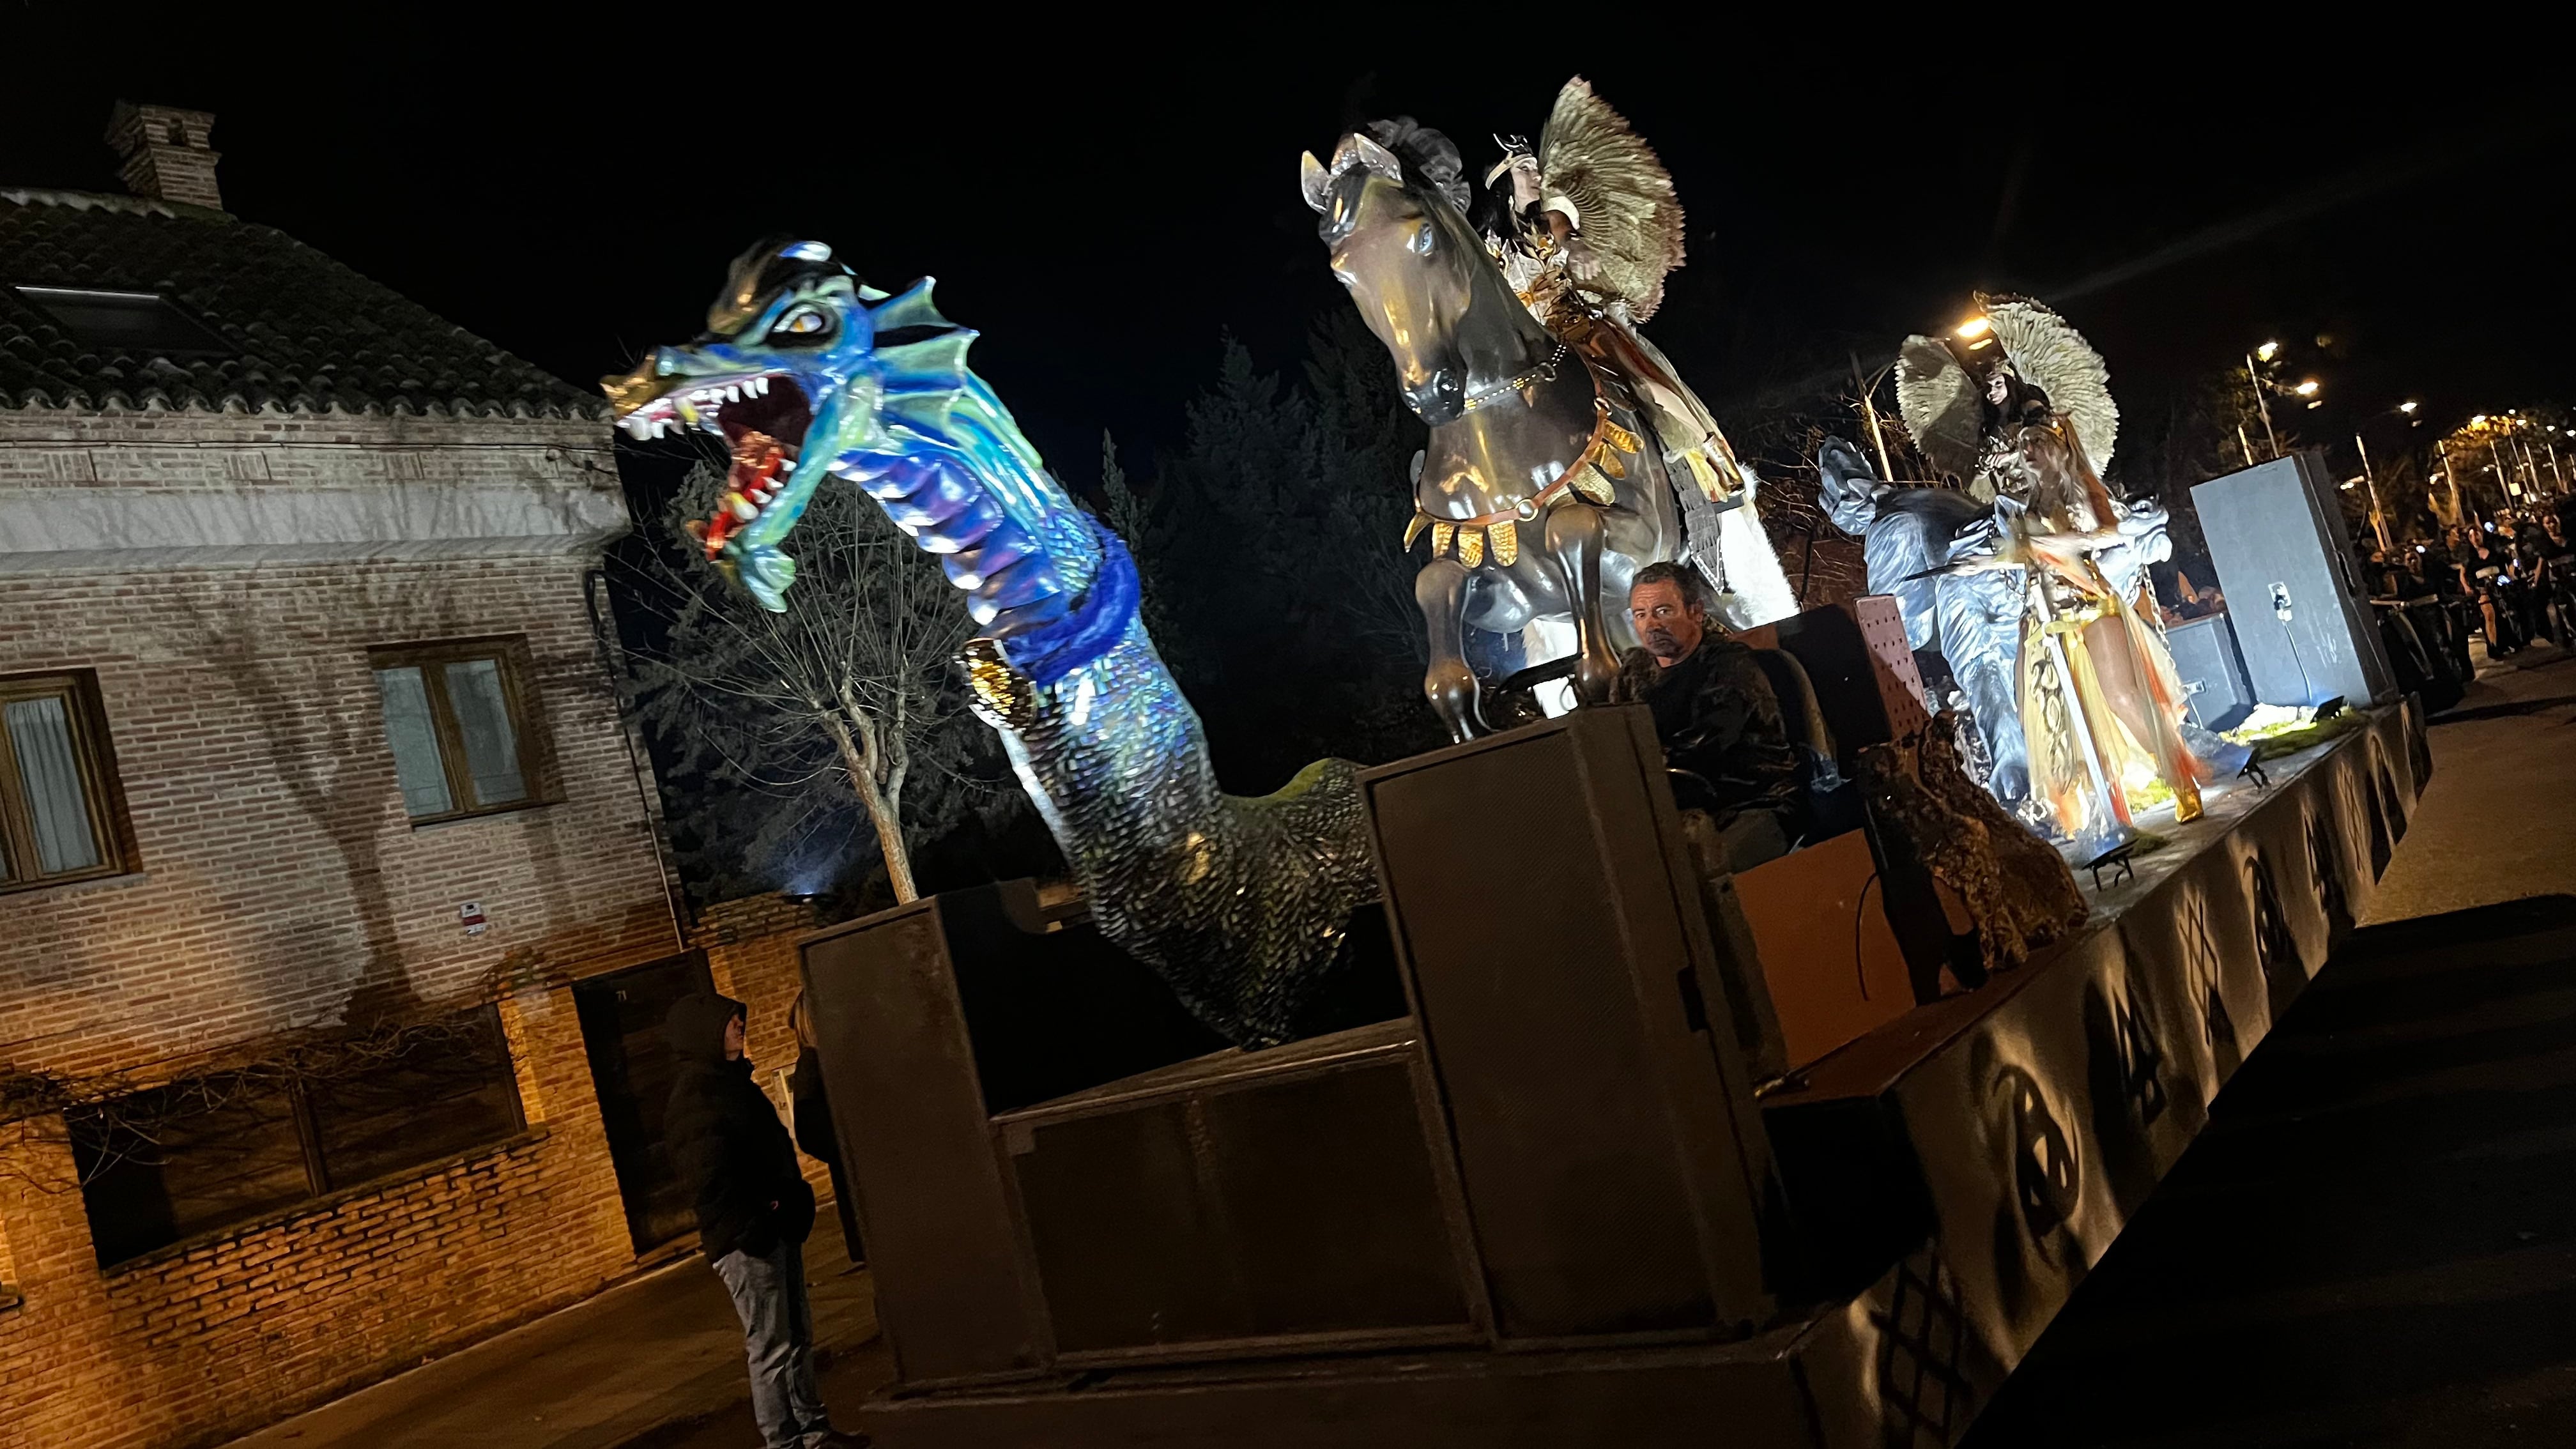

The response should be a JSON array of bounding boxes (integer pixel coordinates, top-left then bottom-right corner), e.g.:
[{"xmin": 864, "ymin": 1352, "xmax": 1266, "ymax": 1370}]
[{"xmin": 620, "ymin": 374, "xmax": 815, "ymax": 558}]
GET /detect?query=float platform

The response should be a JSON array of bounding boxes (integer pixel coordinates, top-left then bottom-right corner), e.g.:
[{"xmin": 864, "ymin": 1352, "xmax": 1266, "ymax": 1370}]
[{"xmin": 798, "ymin": 695, "xmax": 2428, "ymax": 1448}]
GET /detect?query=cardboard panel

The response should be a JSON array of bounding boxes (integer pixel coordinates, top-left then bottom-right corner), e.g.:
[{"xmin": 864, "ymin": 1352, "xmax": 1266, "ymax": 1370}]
[{"xmin": 1737, "ymin": 829, "xmax": 1913, "ymax": 1069}]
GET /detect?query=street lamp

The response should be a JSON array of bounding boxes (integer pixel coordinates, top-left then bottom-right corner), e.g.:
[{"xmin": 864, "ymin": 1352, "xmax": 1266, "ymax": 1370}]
[
  {"xmin": 2353, "ymin": 431, "xmax": 2393, "ymax": 551},
  {"xmin": 2241, "ymin": 344, "xmax": 2320, "ymax": 461}
]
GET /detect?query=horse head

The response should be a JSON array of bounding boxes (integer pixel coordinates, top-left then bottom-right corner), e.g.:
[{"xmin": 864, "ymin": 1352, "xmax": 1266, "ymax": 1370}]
[{"xmin": 1301, "ymin": 131, "xmax": 1496, "ymax": 426}]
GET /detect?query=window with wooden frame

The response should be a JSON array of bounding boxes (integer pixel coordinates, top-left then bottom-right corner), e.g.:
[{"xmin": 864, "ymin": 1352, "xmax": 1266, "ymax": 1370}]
[
  {"xmin": 68, "ymin": 1005, "xmax": 525, "ymax": 1267},
  {"xmin": 0, "ymin": 670, "xmax": 134, "ymax": 894},
  {"xmin": 368, "ymin": 638, "xmax": 549, "ymax": 823}
]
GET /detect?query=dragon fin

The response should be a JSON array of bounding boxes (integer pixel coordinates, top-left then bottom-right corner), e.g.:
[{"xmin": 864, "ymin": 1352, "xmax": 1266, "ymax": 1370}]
[
  {"xmin": 868, "ymin": 277, "xmax": 953, "ymax": 334},
  {"xmin": 876, "ymin": 332, "xmax": 983, "ymax": 436}
]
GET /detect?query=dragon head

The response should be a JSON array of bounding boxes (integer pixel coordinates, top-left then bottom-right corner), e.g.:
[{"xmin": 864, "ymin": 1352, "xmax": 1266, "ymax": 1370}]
[{"xmin": 602, "ymin": 238, "xmax": 891, "ymax": 611}]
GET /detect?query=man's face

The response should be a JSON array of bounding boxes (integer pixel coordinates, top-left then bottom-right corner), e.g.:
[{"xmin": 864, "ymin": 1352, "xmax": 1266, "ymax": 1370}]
[
  {"xmin": 723, "ymin": 1013, "xmax": 746, "ymax": 1061},
  {"xmin": 1629, "ymin": 579, "xmax": 1704, "ymax": 665},
  {"xmin": 2548, "ymin": 518, "xmax": 2567, "ymax": 544}
]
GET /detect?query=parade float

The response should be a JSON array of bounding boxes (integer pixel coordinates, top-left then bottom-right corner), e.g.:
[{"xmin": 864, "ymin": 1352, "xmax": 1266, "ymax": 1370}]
[{"xmin": 601, "ymin": 84, "xmax": 2426, "ymax": 1447}]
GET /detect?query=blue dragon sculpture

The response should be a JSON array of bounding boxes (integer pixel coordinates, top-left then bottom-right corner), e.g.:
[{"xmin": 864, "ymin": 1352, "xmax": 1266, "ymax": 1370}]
[{"xmin": 603, "ymin": 240, "xmax": 1376, "ymax": 1045}]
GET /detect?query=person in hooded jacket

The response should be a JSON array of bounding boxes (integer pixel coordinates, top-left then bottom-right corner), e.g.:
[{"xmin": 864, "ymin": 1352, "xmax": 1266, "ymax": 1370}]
[{"xmin": 663, "ymin": 992, "xmax": 854, "ymax": 1449}]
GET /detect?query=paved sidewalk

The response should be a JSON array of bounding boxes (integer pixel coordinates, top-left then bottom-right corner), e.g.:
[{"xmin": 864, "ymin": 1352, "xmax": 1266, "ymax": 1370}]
[
  {"xmin": 2368, "ymin": 641, "xmax": 2576, "ymax": 924},
  {"xmin": 227, "ymin": 1233, "xmax": 887, "ymax": 1449}
]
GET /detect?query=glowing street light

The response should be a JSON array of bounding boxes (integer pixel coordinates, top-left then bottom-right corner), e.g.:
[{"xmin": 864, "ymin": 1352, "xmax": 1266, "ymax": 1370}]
[
  {"xmin": 2256, "ymin": 340, "xmax": 2280, "ymax": 362},
  {"xmin": 1955, "ymin": 315, "xmax": 1992, "ymax": 339},
  {"xmin": 2294, "ymin": 379, "xmax": 2320, "ymax": 397},
  {"xmin": 2398, "ymin": 401, "xmax": 2419, "ymax": 415}
]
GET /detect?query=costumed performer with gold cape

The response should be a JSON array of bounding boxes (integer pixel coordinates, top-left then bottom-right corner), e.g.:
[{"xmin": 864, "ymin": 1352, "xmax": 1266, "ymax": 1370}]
[{"xmin": 1897, "ymin": 296, "xmax": 2210, "ymax": 854}]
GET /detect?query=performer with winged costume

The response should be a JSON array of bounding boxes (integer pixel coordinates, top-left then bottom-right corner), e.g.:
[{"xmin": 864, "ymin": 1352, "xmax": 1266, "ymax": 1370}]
[
  {"xmin": 1480, "ymin": 79, "xmax": 1795, "ymax": 627},
  {"xmin": 1826, "ymin": 297, "xmax": 2211, "ymax": 855}
]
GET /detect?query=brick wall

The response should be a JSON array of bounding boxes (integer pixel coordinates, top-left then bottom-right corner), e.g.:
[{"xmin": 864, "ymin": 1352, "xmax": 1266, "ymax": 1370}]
[
  {"xmin": 0, "ymin": 898, "xmax": 834, "ymax": 1449},
  {"xmin": 0, "ymin": 974, "xmax": 636, "ymax": 1449},
  {"xmin": 0, "ymin": 554, "xmax": 678, "ymax": 1078},
  {"xmin": 0, "ymin": 405, "xmax": 746, "ymax": 1449}
]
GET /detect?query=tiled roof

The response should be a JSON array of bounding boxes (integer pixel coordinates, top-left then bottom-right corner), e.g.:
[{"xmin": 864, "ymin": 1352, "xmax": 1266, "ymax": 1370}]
[{"xmin": 0, "ymin": 189, "xmax": 603, "ymax": 420}]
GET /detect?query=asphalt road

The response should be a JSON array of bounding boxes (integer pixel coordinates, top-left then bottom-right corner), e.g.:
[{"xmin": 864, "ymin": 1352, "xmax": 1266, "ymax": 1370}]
[{"xmin": 1966, "ymin": 651, "xmax": 2576, "ymax": 1448}]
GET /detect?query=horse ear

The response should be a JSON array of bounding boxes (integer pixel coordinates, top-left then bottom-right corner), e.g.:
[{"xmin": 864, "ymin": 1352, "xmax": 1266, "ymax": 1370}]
[
  {"xmin": 1300, "ymin": 151, "xmax": 1331, "ymax": 213},
  {"xmin": 1349, "ymin": 133, "xmax": 1405, "ymax": 184}
]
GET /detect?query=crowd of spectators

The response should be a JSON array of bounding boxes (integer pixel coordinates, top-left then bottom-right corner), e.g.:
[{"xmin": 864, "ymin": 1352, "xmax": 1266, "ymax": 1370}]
[{"xmin": 2365, "ymin": 496, "xmax": 2576, "ymax": 659}]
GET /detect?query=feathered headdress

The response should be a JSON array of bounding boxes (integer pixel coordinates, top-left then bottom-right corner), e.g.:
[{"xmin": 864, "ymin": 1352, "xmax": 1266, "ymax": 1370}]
[
  {"xmin": 1535, "ymin": 78, "xmax": 1687, "ymax": 321},
  {"xmin": 1896, "ymin": 296, "xmax": 2120, "ymax": 480}
]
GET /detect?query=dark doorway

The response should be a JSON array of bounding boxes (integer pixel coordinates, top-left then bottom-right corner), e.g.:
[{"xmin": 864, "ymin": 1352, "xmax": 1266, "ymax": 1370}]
[{"xmin": 574, "ymin": 949, "xmax": 714, "ymax": 1254}]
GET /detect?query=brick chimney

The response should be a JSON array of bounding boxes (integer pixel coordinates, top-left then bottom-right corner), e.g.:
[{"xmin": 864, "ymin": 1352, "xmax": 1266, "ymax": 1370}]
[{"xmin": 105, "ymin": 102, "xmax": 222, "ymax": 211}]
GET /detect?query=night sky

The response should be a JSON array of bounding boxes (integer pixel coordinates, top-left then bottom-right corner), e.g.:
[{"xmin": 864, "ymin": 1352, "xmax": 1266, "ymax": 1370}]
[{"xmin": 7, "ymin": 26, "xmax": 2568, "ymax": 489}]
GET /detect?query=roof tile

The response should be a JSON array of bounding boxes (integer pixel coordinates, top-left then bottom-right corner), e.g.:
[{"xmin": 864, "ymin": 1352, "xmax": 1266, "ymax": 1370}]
[{"xmin": 0, "ymin": 188, "xmax": 602, "ymax": 420}]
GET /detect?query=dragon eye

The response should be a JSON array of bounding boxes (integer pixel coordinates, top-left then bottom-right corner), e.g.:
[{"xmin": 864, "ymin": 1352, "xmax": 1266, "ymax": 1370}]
[{"xmin": 773, "ymin": 307, "xmax": 831, "ymax": 339}]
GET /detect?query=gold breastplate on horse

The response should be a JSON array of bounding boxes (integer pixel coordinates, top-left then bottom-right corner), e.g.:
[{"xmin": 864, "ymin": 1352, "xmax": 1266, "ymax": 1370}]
[{"xmin": 1401, "ymin": 356, "xmax": 1647, "ymax": 569}]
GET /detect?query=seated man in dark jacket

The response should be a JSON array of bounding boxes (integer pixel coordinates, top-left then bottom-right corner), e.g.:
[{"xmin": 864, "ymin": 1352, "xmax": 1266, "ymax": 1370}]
[
  {"xmin": 1622, "ymin": 562, "xmax": 1803, "ymax": 870},
  {"xmin": 664, "ymin": 993, "xmax": 851, "ymax": 1449}
]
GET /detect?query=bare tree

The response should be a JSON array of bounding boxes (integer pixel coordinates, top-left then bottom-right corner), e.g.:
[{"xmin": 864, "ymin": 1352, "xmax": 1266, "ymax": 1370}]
[{"xmin": 615, "ymin": 463, "xmax": 998, "ymax": 904}]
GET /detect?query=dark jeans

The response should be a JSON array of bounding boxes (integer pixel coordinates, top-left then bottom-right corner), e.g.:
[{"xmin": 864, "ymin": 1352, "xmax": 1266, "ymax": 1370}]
[{"xmin": 712, "ymin": 1238, "xmax": 832, "ymax": 1449}]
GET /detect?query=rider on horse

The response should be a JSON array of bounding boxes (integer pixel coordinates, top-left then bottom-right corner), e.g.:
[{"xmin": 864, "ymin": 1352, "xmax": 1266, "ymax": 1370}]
[{"xmin": 1475, "ymin": 82, "xmax": 1749, "ymax": 521}]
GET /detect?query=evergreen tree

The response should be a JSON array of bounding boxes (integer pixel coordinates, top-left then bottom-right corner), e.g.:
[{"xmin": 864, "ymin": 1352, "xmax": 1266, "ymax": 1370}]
[{"xmin": 1104, "ymin": 314, "xmax": 1442, "ymax": 789}]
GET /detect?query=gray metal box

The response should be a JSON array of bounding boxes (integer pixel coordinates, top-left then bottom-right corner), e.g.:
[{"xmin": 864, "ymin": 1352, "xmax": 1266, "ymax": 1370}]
[
  {"xmin": 2191, "ymin": 452, "xmax": 2394, "ymax": 707},
  {"xmin": 2165, "ymin": 611, "xmax": 2255, "ymax": 730}
]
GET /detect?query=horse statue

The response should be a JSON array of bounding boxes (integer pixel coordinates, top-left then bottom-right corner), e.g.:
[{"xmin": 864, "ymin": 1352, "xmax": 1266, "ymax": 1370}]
[
  {"xmin": 1818, "ymin": 436, "xmax": 2034, "ymax": 800},
  {"xmin": 1301, "ymin": 106, "xmax": 1793, "ymax": 741}
]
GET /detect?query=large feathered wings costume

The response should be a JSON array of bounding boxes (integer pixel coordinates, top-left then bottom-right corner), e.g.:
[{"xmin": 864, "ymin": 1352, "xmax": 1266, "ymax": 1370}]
[
  {"xmin": 1538, "ymin": 77, "xmax": 1687, "ymax": 323},
  {"xmin": 1896, "ymin": 296, "xmax": 2120, "ymax": 483}
]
